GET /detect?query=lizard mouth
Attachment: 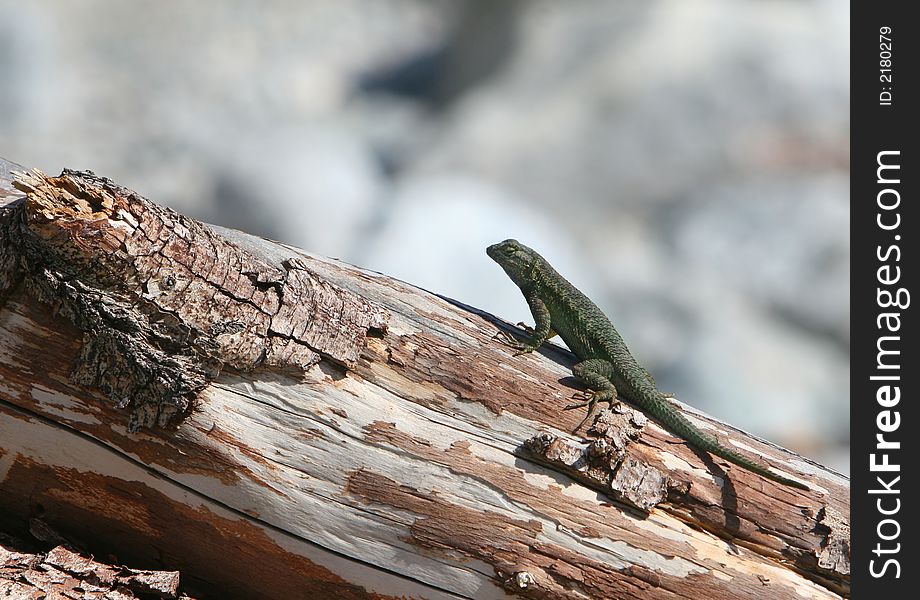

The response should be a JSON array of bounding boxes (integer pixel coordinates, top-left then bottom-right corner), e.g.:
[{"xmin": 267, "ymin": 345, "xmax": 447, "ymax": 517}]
[{"xmin": 486, "ymin": 239, "xmax": 518, "ymax": 261}]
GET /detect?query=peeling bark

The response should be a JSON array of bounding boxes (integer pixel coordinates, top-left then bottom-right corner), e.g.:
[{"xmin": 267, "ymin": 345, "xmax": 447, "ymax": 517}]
[
  {"xmin": 0, "ymin": 161, "xmax": 849, "ymax": 599},
  {"xmin": 0, "ymin": 534, "xmax": 188, "ymax": 599},
  {"xmin": 6, "ymin": 168, "xmax": 386, "ymax": 431}
]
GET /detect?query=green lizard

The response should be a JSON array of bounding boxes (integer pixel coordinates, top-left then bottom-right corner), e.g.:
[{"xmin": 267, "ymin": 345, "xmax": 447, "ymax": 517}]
[{"xmin": 487, "ymin": 239, "xmax": 809, "ymax": 490}]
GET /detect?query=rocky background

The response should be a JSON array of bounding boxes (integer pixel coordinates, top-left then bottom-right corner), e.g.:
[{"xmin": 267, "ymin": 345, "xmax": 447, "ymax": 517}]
[{"xmin": 0, "ymin": 0, "xmax": 849, "ymax": 472}]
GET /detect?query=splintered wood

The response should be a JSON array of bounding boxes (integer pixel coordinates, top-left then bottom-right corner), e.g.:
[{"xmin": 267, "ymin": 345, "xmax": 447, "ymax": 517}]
[
  {"xmin": 0, "ymin": 165, "xmax": 849, "ymax": 599},
  {"xmin": 7, "ymin": 169, "xmax": 386, "ymax": 431},
  {"xmin": 0, "ymin": 538, "xmax": 187, "ymax": 599}
]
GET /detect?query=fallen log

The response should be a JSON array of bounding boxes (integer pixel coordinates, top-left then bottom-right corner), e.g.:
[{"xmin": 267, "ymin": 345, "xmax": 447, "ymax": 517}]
[{"xmin": 0, "ymin": 160, "xmax": 849, "ymax": 599}]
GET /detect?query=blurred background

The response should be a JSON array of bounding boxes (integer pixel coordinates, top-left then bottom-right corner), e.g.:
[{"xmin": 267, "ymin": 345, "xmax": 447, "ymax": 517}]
[{"xmin": 0, "ymin": 0, "xmax": 849, "ymax": 473}]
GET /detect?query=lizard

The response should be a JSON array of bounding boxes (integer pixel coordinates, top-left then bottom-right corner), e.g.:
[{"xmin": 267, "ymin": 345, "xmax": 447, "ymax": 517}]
[{"xmin": 487, "ymin": 238, "xmax": 809, "ymax": 490}]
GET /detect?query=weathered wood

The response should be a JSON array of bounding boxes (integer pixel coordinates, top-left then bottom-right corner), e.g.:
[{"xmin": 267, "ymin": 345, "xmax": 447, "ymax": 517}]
[
  {"xmin": 1, "ymin": 534, "xmax": 187, "ymax": 599},
  {"xmin": 0, "ymin": 161, "xmax": 850, "ymax": 599}
]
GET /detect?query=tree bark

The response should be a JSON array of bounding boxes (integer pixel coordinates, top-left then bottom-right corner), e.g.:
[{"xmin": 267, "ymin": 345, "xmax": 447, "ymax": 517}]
[
  {"xmin": 0, "ymin": 160, "xmax": 850, "ymax": 599},
  {"xmin": 0, "ymin": 533, "xmax": 188, "ymax": 600}
]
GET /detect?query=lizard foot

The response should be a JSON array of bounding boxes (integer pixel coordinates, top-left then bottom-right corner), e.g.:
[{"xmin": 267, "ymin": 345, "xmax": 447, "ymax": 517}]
[
  {"xmin": 564, "ymin": 392, "xmax": 594, "ymax": 411},
  {"xmin": 493, "ymin": 325, "xmax": 547, "ymax": 356},
  {"xmin": 564, "ymin": 390, "xmax": 619, "ymax": 432},
  {"xmin": 493, "ymin": 329, "xmax": 528, "ymax": 351},
  {"xmin": 515, "ymin": 321, "xmax": 534, "ymax": 333},
  {"xmin": 565, "ymin": 389, "xmax": 618, "ymax": 409}
]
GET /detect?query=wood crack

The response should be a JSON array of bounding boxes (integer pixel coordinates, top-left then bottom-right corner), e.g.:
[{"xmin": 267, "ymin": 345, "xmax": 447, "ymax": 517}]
[{"xmin": 5, "ymin": 169, "xmax": 389, "ymax": 432}]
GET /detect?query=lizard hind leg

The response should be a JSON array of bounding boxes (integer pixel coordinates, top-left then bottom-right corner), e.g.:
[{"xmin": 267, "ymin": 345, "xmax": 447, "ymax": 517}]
[{"xmin": 565, "ymin": 359, "xmax": 619, "ymax": 432}]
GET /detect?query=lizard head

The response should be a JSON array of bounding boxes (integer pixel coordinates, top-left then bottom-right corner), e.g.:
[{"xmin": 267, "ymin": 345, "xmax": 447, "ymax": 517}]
[{"xmin": 487, "ymin": 239, "xmax": 540, "ymax": 287}]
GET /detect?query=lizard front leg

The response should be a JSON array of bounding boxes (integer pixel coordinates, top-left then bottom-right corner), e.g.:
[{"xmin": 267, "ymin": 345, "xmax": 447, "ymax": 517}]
[
  {"xmin": 496, "ymin": 288, "xmax": 553, "ymax": 356},
  {"xmin": 565, "ymin": 358, "xmax": 620, "ymax": 432}
]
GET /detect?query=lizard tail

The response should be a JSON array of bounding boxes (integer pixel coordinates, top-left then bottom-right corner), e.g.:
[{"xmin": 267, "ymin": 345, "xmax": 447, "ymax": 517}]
[
  {"xmin": 651, "ymin": 398, "xmax": 809, "ymax": 490},
  {"xmin": 702, "ymin": 436, "xmax": 809, "ymax": 490}
]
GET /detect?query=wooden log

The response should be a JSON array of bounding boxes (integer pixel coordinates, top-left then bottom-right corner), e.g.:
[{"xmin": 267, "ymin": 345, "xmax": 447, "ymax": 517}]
[{"xmin": 0, "ymin": 160, "xmax": 850, "ymax": 599}]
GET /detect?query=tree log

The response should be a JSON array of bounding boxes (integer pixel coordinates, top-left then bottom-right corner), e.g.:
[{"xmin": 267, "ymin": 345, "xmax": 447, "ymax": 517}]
[{"xmin": 0, "ymin": 159, "xmax": 850, "ymax": 599}]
